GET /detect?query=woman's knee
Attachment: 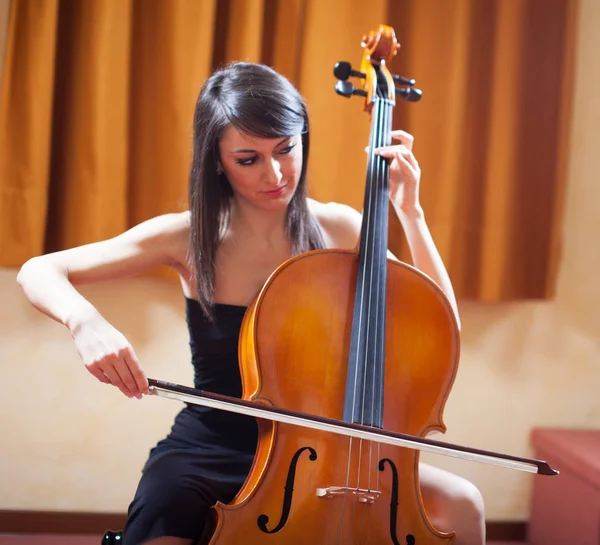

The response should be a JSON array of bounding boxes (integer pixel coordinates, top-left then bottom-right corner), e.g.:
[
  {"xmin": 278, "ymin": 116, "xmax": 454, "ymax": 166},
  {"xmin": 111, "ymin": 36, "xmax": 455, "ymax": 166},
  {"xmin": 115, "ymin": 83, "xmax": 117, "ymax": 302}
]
[
  {"xmin": 419, "ymin": 463, "xmax": 485, "ymax": 544},
  {"xmin": 450, "ymin": 478, "xmax": 485, "ymax": 525}
]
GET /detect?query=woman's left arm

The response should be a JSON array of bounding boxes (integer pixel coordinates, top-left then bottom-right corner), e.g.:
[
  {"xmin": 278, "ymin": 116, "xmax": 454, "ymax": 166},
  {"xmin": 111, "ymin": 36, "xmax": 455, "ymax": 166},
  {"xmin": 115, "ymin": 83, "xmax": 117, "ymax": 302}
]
[{"xmin": 374, "ymin": 130, "xmax": 461, "ymax": 330}]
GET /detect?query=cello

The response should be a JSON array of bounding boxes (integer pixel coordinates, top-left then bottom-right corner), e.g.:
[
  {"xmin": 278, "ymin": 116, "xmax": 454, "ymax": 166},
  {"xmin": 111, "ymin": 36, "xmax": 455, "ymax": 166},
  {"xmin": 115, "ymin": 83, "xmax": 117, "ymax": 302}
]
[{"xmin": 148, "ymin": 24, "xmax": 558, "ymax": 545}]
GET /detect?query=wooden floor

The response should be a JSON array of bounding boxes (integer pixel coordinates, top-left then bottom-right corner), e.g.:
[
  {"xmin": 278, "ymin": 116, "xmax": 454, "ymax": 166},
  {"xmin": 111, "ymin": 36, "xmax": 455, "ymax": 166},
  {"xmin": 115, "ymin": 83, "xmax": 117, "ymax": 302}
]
[{"xmin": 0, "ymin": 537, "xmax": 526, "ymax": 545}]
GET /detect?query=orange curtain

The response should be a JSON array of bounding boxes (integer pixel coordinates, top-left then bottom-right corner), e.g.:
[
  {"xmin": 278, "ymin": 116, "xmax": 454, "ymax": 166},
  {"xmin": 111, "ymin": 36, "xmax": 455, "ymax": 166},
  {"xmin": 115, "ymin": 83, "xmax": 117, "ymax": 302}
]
[
  {"xmin": 0, "ymin": 0, "xmax": 578, "ymax": 301},
  {"xmin": 385, "ymin": 0, "xmax": 577, "ymax": 300}
]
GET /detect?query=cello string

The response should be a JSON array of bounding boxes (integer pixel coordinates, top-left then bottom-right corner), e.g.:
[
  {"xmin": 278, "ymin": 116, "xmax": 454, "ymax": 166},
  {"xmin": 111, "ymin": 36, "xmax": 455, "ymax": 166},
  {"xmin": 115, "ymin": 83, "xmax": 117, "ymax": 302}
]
[
  {"xmin": 336, "ymin": 436, "xmax": 355, "ymax": 545},
  {"xmin": 376, "ymin": 86, "xmax": 393, "ymax": 496},
  {"xmin": 349, "ymin": 88, "xmax": 389, "ymax": 545},
  {"xmin": 342, "ymin": 63, "xmax": 394, "ymax": 543},
  {"xmin": 341, "ymin": 79, "xmax": 381, "ymax": 545},
  {"xmin": 365, "ymin": 87, "xmax": 391, "ymax": 545},
  {"xmin": 359, "ymin": 76, "xmax": 387, "ymax": 486},
  {"xmin": 354, "ymin": 95, "xmax": 380, "ymax": 534},
  {"xmin": 338, "ymin": 85, "xmax": 375, "ymax": 545},
  {"xmin": 367, "ymin": 91, "xmax": 386, "ymax": 495},
  {"xmin": 356, "ymin": 91, "xmax": 382, "ymax": 489},
  {"xmin": 377, "ymin": 92, "xmax": 393, "ymax": 537},
  {"xmin": 366, "ymin": 83, "xmax": 389, "ymax": 537},
  {"xmin": 359, "ymin": 70, "xmax": 393, "ymax": 543}
]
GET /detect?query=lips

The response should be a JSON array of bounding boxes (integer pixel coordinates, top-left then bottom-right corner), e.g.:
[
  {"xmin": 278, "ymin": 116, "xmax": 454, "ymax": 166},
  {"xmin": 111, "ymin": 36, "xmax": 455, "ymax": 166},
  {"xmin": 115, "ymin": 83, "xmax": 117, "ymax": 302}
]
[{"xmin": 263, "ymin": 185, "xmax": 287, "ymax": 197}]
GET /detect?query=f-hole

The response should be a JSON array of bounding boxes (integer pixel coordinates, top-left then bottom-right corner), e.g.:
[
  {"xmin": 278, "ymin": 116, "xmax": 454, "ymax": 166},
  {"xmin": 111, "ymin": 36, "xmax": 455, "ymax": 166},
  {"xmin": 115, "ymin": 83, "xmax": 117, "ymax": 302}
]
[
  {"xmin": 379, "ymin": 458, "xmax": 416, "ymax": 545},
  {"xmin": 257, "ymin": 446, "xmax": 317, "ymax": 534}
]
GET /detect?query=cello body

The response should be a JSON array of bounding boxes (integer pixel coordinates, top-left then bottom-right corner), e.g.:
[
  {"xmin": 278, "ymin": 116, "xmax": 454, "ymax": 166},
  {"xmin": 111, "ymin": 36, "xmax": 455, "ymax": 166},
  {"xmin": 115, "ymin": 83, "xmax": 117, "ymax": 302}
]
[{"xmin": 208, "ymin": 250, "xmax": 460, "ymax": 544}]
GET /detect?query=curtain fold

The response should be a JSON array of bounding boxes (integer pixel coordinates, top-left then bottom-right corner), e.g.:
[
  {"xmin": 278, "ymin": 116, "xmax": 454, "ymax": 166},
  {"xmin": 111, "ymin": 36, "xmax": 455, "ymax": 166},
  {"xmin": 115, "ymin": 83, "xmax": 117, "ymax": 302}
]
[
  {"xmin": 0, "ymin": 0, "xmax": 59, "ymax": 264},
  {"xmin": 0, "ymin": 0, "xmax": 578, "ymax": 301},
  {"xmin": 127, "ymin": 0, "xmax": 217, "ymax": 227},
  {"xmin": 45, "ymin": 0, "xmax": 133, "ymax": 251}
]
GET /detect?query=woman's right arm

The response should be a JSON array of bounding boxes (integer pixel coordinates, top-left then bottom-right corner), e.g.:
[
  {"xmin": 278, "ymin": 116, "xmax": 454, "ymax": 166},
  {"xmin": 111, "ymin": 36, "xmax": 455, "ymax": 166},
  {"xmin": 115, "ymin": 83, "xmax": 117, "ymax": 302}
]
[{"xmin": 16, "ymin": 212, "xmax": 190, "ymax": 399}]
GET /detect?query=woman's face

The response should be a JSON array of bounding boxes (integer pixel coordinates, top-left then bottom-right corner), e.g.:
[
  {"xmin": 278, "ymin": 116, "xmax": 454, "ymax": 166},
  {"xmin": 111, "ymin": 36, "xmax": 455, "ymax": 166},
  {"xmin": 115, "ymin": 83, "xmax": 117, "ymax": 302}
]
[{"xmin": 218, "ymin": 125, "xmax": 303, "ymax": 212}]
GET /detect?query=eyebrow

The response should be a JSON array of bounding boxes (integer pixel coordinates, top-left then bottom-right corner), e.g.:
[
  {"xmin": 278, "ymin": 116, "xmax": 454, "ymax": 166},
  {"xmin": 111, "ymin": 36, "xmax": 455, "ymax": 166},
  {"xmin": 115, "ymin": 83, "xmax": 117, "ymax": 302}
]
[{"xmin": 232, "ymin": 136, "xmax": 292, "ymax": 154}]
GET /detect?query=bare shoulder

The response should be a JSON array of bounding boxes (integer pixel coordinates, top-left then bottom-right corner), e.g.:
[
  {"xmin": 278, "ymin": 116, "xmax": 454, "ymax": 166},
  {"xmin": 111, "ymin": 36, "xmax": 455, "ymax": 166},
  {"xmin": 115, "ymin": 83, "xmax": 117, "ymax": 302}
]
[
  {"xmin": 308, "ymin": 198, "xmax": 362, "ymax": 250},
  {"xmin": 125, "ymin": 210, "xmax": 191, "ymax": 263},
  {"xmin": 97, "ymin": 210, "xmax": 191, "ymax": 263},
  {"xmin": 126, "ymin": 211, "xmax": 190, "ymax": 253}
]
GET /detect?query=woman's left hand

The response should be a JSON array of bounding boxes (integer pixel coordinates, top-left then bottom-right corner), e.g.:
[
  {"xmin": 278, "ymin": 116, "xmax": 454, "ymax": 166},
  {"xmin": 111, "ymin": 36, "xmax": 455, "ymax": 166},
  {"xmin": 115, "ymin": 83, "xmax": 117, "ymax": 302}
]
[{"xmin": 373, "ymin": 130, "xmax": 423, "ymax": 218}]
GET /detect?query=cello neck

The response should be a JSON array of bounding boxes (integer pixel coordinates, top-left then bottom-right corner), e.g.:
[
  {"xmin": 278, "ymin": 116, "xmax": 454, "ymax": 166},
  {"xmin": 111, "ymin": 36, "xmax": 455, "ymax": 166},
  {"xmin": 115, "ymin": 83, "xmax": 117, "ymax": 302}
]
[{"xmin": 343, "ymin": 71, "xmax": 396, "ymax": 428}]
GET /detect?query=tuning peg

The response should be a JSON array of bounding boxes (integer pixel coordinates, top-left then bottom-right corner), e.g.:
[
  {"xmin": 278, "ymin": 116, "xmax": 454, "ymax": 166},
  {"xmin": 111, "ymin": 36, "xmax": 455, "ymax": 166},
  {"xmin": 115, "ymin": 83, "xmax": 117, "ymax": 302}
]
[
  {"xmin": 334, "ymin": 61, "xmax": 366, "ymax": 81},
  {"xmin": 396, "ymin": 87, "xmax": 422, "ymax": 102},
  {"xmin": 335, "ymin": 80, "xmax": 368, "ymax": 98},
  {"xmin": 392, "ymin": 74, "xmax": 416, "ymax": 86}
]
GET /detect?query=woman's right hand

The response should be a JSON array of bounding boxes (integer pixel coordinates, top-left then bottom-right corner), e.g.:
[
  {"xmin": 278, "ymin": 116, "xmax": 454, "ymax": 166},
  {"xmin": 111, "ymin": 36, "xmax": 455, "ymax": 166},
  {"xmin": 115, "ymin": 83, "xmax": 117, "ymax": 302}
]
[{"xmin": 70, "ymin": 315, "xmax": 149, "ymax": 399}]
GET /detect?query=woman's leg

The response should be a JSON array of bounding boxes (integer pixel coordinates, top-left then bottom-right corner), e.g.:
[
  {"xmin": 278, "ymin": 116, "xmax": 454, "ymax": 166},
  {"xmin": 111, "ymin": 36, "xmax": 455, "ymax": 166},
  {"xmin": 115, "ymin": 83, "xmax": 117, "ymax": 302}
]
[{"xmin": 419, "ymin": 462, "xmax": 486, "ymax": 545}]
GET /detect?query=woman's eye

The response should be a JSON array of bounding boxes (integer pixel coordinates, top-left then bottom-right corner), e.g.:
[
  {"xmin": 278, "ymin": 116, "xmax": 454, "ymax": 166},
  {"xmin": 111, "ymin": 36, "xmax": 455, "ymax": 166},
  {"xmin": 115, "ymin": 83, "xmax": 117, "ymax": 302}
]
[
  {"xmin": 236, "ymin": 157, "xmax": 256, "ymax": 166},
  {"xmin": 279, "ymin": 144, "xmax": 296, "ymax": 154}
]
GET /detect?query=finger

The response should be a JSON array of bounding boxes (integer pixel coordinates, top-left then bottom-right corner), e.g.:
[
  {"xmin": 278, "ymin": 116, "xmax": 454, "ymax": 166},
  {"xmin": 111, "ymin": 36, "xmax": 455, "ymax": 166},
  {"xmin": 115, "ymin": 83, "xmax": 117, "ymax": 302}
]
[
  {"xmin": 376, "ymin": 144, "xmax": 419, "ymax": 168},
  {"xmin": 374, "ymin": 145, "xmax": 413, "ymax": 164},
  {"xmin": 131, "ymin": 367, "xmax": 149, "ymax": 396},
  {"xmin": 390, "ymin": 130, "xmax": 414, "ymax": 151},
  {"xmin": 113, "ymin": 355, "xmax": 143, "ymax": 398},
  {"xmin": 373, "ymin": 143, "xmax": 409, "ymax": 155},
  {"xmin": 101, "ymin": 361, "xmax": 135, "ymax": 398},
  {"xmin": 401, "ymin": 148, "xmax": 419, "ymax": 171},
  {"xmin": 86, "ymin": 365, "xmax": 111, "ymax": 384},
  {"xmin": 125, "ymin": 350, "xmax": 149, "ymax": 395},
  {"xmin": 395, "ymin": 152, "xmax": 420, "ymax": 180}
]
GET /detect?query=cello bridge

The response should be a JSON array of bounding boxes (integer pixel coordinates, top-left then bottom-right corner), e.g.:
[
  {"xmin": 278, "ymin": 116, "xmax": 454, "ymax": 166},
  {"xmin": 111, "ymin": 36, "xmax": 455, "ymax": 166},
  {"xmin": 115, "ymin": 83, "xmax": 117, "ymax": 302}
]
[{"xmin": 316, "ymin": 486, "xmax": 382, "ymax": 504}]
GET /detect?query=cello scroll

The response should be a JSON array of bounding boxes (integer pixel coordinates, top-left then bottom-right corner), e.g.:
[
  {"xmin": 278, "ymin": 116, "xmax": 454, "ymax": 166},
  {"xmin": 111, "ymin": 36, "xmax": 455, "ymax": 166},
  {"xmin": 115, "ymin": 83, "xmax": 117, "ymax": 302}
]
[{"xmin": 333, "ymin": 24, "xmax": 421, "ymax": 110}]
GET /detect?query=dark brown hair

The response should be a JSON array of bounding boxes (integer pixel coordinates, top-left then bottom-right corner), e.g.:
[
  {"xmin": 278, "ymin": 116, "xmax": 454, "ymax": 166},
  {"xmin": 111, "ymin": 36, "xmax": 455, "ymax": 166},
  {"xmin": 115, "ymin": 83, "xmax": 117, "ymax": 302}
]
[{"xmin": 188, "ymin": 62, "xmax": 324, "ymax": 318}]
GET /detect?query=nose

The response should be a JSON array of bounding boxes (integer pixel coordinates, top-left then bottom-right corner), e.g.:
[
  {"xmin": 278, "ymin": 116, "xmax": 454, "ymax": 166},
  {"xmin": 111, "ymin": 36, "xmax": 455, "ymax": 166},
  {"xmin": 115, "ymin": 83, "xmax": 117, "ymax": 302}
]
[{"xmin": 264, "ymin": 157, "xmax": 283, "ymax": 186}]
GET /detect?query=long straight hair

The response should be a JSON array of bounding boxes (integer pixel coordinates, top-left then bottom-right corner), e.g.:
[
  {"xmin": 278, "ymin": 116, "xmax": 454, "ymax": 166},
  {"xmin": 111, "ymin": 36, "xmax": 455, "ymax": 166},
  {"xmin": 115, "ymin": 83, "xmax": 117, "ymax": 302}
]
[{"xmin": 188, "ymin": 62, "xmax": 324, "ymax": 318}]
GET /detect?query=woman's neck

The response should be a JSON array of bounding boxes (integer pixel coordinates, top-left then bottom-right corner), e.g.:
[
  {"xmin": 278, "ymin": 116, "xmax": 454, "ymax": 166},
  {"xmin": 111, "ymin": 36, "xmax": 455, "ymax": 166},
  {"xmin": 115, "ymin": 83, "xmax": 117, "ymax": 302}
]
[{"xmin": 228, "ymin": 199, "xmax": 289, "ymax": 245}]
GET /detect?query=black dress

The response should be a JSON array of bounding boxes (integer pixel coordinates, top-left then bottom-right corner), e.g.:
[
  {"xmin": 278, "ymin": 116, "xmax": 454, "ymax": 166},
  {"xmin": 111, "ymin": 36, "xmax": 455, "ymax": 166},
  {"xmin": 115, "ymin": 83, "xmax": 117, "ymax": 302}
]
[{"xmin": 122, "ymin": 298, "xmax": 258, "ymax": 544}]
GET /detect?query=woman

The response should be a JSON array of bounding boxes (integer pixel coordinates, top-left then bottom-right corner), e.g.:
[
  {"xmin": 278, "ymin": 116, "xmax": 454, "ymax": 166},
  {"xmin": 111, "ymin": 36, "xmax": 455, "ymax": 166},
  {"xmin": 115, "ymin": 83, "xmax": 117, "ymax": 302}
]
[{"xmin": 17, "ymin": 62, "xmax": 485, "ymax": 545}]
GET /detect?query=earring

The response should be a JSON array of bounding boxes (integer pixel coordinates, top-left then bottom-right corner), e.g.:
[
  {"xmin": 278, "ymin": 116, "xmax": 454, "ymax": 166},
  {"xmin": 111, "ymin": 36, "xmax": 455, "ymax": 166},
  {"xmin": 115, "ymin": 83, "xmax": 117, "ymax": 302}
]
[{"xmin": 216, "ymin": 165, "xmax": 223, "ymax": 175}]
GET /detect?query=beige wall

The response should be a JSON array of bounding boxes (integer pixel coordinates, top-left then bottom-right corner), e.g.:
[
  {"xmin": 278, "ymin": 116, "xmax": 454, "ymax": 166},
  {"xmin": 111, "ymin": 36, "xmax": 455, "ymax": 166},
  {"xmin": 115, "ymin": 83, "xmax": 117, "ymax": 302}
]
[{"xmin": 1, "ymin": 0, "xmax": 599, "ymax": 522}]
